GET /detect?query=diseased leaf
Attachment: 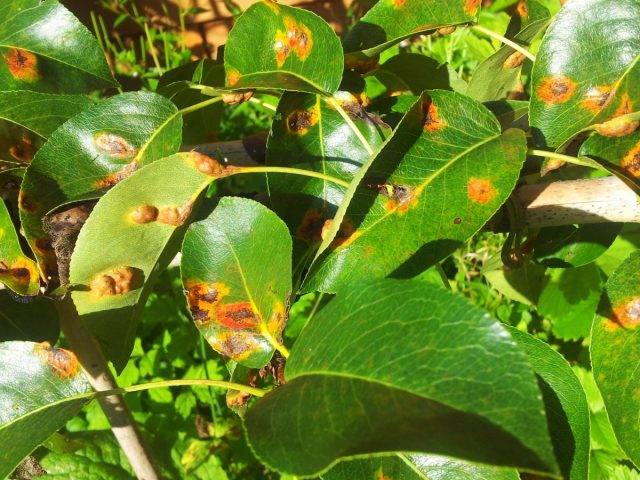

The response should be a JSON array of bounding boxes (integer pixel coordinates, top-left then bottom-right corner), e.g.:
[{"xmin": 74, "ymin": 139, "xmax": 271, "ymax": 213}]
[
  {"xmin": 580, "ymin": 131, "xmax": 640, "ymax": 194},
  {"xmin": 224, "ymin": 2, "xmax": 343, "ymax": 95},
  {"xmin": 591, "ymin": 250, "xmax": 640, "ymax": 467},
  {"xmin": 181, "ymin": 197, "xmax": 292, "ymax": 368},
  {"xmin": 0, "ymin": 291, "xmax": 59, "ymax": 343},
  {"xmin": 0, "ymin": 0, "xmax": 117, "ymax": 93},
  {"xmin": 68, "ymin": 152, "xmax": 221, "ymax": 370},
  {"xmin": 508, "ymin": 327, "xmax": 590, "ymax": 480},
  {"xmin": 20, "ymin": 91, "xmax": 183, "ymax": 287},
  {"xmin": 530, "ymin": 0, "xmax": 640, "ymax": 148},
  {"xmin": 0, "ymin": 198, "xmax": 39, "ymax": 295},
  {"xmin": 0, "ymin": 341, "xmax": 92, "ymax": 479},
  {"xmin": 245, "ymin": 280, "xmax": 558, "ymax": 477},
  {"xmin": 303, "ymin": 91, "xmax": 526, "ymax": 293},
  {"xmin": 322, "ymin": 453, "xmax": 520, "ymax": 480}
]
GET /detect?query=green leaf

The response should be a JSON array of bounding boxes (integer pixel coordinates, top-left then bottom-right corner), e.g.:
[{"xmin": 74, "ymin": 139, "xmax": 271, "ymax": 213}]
[
  {"xmin": 224, "ymin": 2, "xmax": 343, "ymax": 95},
  {"xmin": 507, "ymin": 327, "xmax": 590, "ymax": 480},
  {"xmin": 343, "ymin": 0, "xmax": 476, "ymax": 59},
  {"xmin": 538, "ymin": 263, "xmax": 604, "ymax": 340},
  {"xmin": 20, "ymin": 91, "xmax": 182, "ymax": 287},
  {"xmin": 245, "ymin": 280, "xmax": 558, "ymax": 477},
  {"xmin": 0, "ymin": 291, "xmax": 59, "ymax": 342},
  {"xmin": 591, "ymin": 250, "xmax": 640, "ymax": 468},
  {"xmin": 483, "ymin": 258, "xmax": 548, "ymax": 306},
  {"xmin": 596, "ymin": 224, "xmax": 640, "ymax": 276},
  {"xmin": 181, "ymin": 197, "xmax": 292, "ymax": 368},
  {"xmin": 534, "ymin": 223, "xmax": 623, "ymax": 268},
  {"xmin": 484, "ymin": 99, "xmax": 530, "ymax": 129},
  {"xmin": 0, "ymin": 90, "xmax": 92, "ymax": 164},
  {"xmin": 68, "ymin": 152, "xmax": 217, "ymax": 370},
  {"xmin": 0, "ymin": 341, "xmax": 92, "ymax": 479},
  {"xmin": 303, "ymin": 91, "xmax": 526, "ymax": 293},
  {"xmin": 0, "ymin": 0, "xmax": 117, "ymax": 93},
  {"xmin": 530, "ymin": 0, "xmax": 640, "ymax": 148},
  {"xmin": 467, "ymin": 16, "xmax": 549, "ymax": 102},
  {"xmin": 0, "ymin": 198, "xmax": 39, "ymax": 295},
  {"xmin": 580, "ymin": 131, "xmax": 640, "ymax": 194},
  {"xmin": 321, "ymin": 453, "xmax": 520, "ymax": 480}
]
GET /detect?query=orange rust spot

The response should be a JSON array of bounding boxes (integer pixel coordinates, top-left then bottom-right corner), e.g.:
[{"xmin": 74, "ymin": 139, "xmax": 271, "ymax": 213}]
[
  {"xmin": 191, "ymin": 152, "xmax": 225, "ymax": 176},
  {"xmin": 621, "ymin": 141, "xmax": 640, "ymax": 178},
  {"xmin": 18, "ymin": 190, "xmax": 39, "ymax": 213},
  {"xmin": 227, "ymin": 69, "xmax": 241, "ymax": 87},
  {"xmin": 296, "ymin": 209, "xmax": 325, "ymax": 243},
  {"xmin": 516, "ymin": 0, "xmax": 528, "ymax": 18},
  {"xmin": 185, "ymin": 281, "xmax": 230, "ymax": 324},
  {"xmin": 157, "ymin": 201, "xmax": 193, "ymax": 226},
  {"xmin": 467, "ymin": 177, "xmax": 497, "ymax": 204},
  {"xmin": 595, "ymin": 116, "xmax": 639, "ymax": 137},
  {"xmin": 605, "ymin": 297, "xmax": 640, "ymax": 330},
  {"xmin": 423, "ymin": 101, "xmax": 446, "ymax": 132},
  {"xmin": 285, "ymin": 17, "xmax": 313, "ymax": 61},
  {"xmin": 94, "ymin": 132, "xmax": 137, "ymax": 159},
  {"xmin": 34, "ymin": 342, "xmax": 80, "ymax": 379},
  {"xmin": 465, "ymin": 0, "xmax": 482, "ymax": 15},
  {"xmin": 130, "ymin": 205, "xmax": 158, "ymax": 224},
  {"xmin": 322, "ymin": 218, "xmax": 361, "ymax": 248},
  {"xmin": 392, "ymin": 0, "xmax": 406, "ymax": 8},
  {"xmin": 369, "ymin": 181, "xmax": 417, "ymax": 214},
  {"xmin": 222, "ymin": 90, "xmax": 254, "ymax": 105},
  {"xmin": 286, "ymin": 106, "xmax": 318, "ymax": 135},
  {"xmin": 273, "ymin": 29, "xmax": 291, "ymax": 67},
  {"xmin": 536, "ymin": 75, "xmax": 577, "ymax": 105},
  {"xmin": 9, "ymin": 136, "xmax": 33, "ymax": 163},
  {"xmin": 0, "ymin": 258, "xmax": 36, "ymax": 286},
  {"xmin": 581, "ymin": 85, "xmax": 615, "ymax": 113},
  {"xmin": 94, "ymin": 161, "xmax": 139, "ymax": 189},
  {"xmin": 613, "ymin": 93, "xmax": 633, "ymax": 117},
  {"xmin": 4, "ymin": 48, "xmax": 39, "ymax": 83},
  {"xmin": 503, "ymin": 51, "xmax": 526, "ymax": 69},
  {"xmin": 217, "ymin": 302, "xmax": 260, "ymax": 329},
  {"xmin": 90, "ymin": 266, "xmax": 136, "ymax": 297}
]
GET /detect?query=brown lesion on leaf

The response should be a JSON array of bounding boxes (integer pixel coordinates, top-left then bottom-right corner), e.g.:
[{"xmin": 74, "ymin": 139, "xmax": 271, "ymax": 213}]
[
  {"xmin": 9, "ymin": 136, "xmax": 33, "ymax": 163},
  {"xmin": 392, "ymin": 0, "xmax": 406, "ymax": 8},
  {"xmin": 0, "ymin": 258, "xmax": 36, "ymax": 286},
  {"xmin": 467, "ymin": 177, "xmax": 497, "ymax": 204},
  {"xmin": 367, "ymin": 180, "xmax": 417, "ymax": 214},
  {"xmin": 621, "ymin": 141, "xmax": 640, "ymax": 178},
  {"xmin": 222, "ymin": 90, "xmax": 254, "ymax": 105},
  {"xmin": 90, "ymin": 266, "xmax": 138, "ymax": 297},
  {"xmin": 185, "ymin": 281, "xmax": 230, "ymax": 324},
  {"xmin": 595, "ymin": 116, "xmax": 639, "ymax": 137},
  {"xmin": 516, "ymin": 0, "xmax": 528, "ymax": 18},
  {"xmin": 4, "ymin": 48, "xmax": 40, "ymax": 83},
  {"xmin": 210, "ymin": 331, "xmax": 260, "ymax": 362},
  {"xmin": 580, "ymin": 85, "xmax": 615, "ymax": 113},
  {"xmin": 322, "ymin": 217, "xmax": 361, "ymax": 248},
  {"xmin": 94, "ymin": 161, "xmax": 139, "ymax": 189},
  {"xmin": 18, "ymin": 190, "xmax": 39, "ymax": 213},
  {"xmin": 267, "ymin": 300, "xmax": 286, "ymax": 333},
  {"xmin": 464, "ymin": 0, "xmax": 482, "ymax": 15},
  {"xmin": 130, "ymin": 204, "xmax": 158, "ymax": 224},
  {"xmin": 286, "ymin": 105, "xmax": 319, "ymax": 135},
  {"xmin": 274, "ymin": 17, "xmax": 314, "ymax": 66},
  {"xmin": 503, "ymin": 51, "xmax": 526, "ymax": 69},
  {"xmin": 226, "ymin": 69, "xmax": 241, "ymax": 87},
  {"xmin": 156, "ymin": 201, "xmax": 194, "ymax": 226},
  {"xmin": 94, "ymin": 132, "xmax": 137, "ymax": 160},
  {"xmin": 422, "ymin": 100, "xmax": 446, "ymax": 132},
  {"xmin": 296, "ymin": 208, "xmax": 326, "ymax": 244},
  {"xmin": 375, "ymin": 467, "xmax": 392, "ymax": 480},
  {"xmin": 536, "ymin": 74, "xmax": 577, "ymax": 105},
  {"xmin": 613, "ymin": 93, "xmax": 633, "ymax": 117},
  {"xmin": 217, "ymin": 302, "xmax": 260, "ymax": 329},
  {"xmin": 603, "ymin": 297, "xmax": 640, "ymax": 330},
  {"xmin": 191, "ymin": 152, "xmax": 226, "ymax": 176},
  {"xmin": 273, "ymin": 29, "xmax": 291, "ymax": 67},
  {"xmin": 34, "ymin": 342, "xmax": 80, "ymax": 379}
]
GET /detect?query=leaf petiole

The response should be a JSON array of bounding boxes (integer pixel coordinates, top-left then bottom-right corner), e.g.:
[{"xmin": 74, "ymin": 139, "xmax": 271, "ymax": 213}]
[
  {"xmin": 471, "ymin": 24, "xmax": 536, "ymax": 62},
  {"xmin": 326, "ymin": 97, "xmax": 374, "ymax": 155},
  {"xmin": 234, "ymin": 165, "xmax": 350, "ymax": 188}
]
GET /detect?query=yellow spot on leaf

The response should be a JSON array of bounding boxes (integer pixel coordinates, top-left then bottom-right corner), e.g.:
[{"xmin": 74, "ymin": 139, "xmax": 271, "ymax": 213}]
[
  {"xmin": 621, "ymin": 141, "xmax": 640, "ymax": 178},
  {"xmin": 605, "ymin": 297, "xmax": 640, "ymax": 330},
  {"xmin": 286, "ymin": 105, "xmax": 319, "ymax": 135},
  {"xmin": 227, "ymin": 69, "xmax": 241, "ymax": 87},
  {"xmin": 465, "ymin": 0, "xmax": 482, "ymax": 15},
  {"xmin": 423, "ymin": 101, "xmax": 446, "ymax": 132}
]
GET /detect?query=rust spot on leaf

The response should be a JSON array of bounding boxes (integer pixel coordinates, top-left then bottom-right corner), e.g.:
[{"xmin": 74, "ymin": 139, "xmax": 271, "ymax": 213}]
[
  {"xmin": 217, "ymin": 302, "xmax": 260, "ymax": 329},
  {"xmin": 267, "ymin": 300, "xmax": 286, "ymax": 333},
  {"xmin": 581, "ymin": 85, "xmax": 615, "ymax": 113},
  {"xmin": 392, "ymin": 0, "xmax": 406, "ymax": 8},
  {"xmin": 18, "ymin": 190, "xmax": 39, "ymax": 213},
  {"xmin": 222, "ymin": 90, "xmax": 254, "ymax": 105},
  {"xmin": 516, "ymin": 0, "xmax": 528, "ymax": 18},
  {"xmin": 286, "ymin": 106, "xmax": 319, "ymax": 135},
  {"xmin": 613, "ymin": 93, "xmax": 633, "ymax": 117},
  {"xmin": 595, "ymin": 116, "xmax": 639, "ymax": 137},
  {"xmin": 4, "ymin": 48, "xmax": 39, "ymax": 83},
  {"xmin": 423, "ymin": 101, "xmax": 446, "ymax": 132},
  {"xmin": 275, "ymin": 17, "xmax": 313, "ymax": 66},
  {"xmin": 227, "ymin": 69, "xmax": 241, "ymax": 87},
  {"xmin": 185, "ymin": 281, "xmax": 230, "ymax": 324},
  {"xmin": 604, "ymin": 297, "xmax": 640, "ymax": 330},
  {"xmin": 34, "ymin": 342, "xmax": 80, "ymax": 379},
  {"xmin": 90, "ymin": 266, "xmax": 137, "ymax": 297},
  {"xmin": 9, "ymin": 136, "xmax": 33, "ymax": 163},
  {"xmin": 94, "ymin": 161, "xmax": 139, "ymax": 189},
  {"xmin": 130, "ymin": 205, "xmax": 158, "ymax": 224},
  {"xmin": 465, "ymin": 0, "xmax": 482, "ymax": 15},
  {"xmin": 191, "ymin": 152, "xmax": 225, "ymax": 176},
  {"xmin": 322, "ymin": 218, "xmax": 361, "ymax": 248},
  {"xmin": 621, "ymin": 141, "xmax": 640, "ymax": 178},
  {"xmin": 369, "ymin": 181, "xmax": 417, "ymax": 214},
  {"xmin": 467, "ymin": 178, "xmax": 497, "ymax": 204},
  {"xmin": 273, "ymin": 30, "xmax": 291, "ymax": 67},
  {"xmin": 157, "ymin": 201, "xmax": 193, "ymax": 226},
  {"xmin": 210, "ymin": 331, "xmax": 260, "ymax": 362},
  {"xmin": 94, "ymin": 132, "xmax": 137, "ymax": 159},
  {"xmin": 503, "ymin": 51, "xmax": 526, "ymax": 69},
  {"xmin": 296, "ymin": 209, "xmax": 325, "ymax": 243},
  {"xmin": 537, "ymin": 75, "xmax": 577, "ymax": 105},
  {"xmin": 0, "ymin": 259, "xmax": 36, "ymax": 286}
]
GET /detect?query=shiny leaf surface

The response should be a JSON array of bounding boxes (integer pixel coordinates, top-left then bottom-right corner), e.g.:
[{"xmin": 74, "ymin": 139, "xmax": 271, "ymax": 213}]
[{"xmin": 0, "ymin": 199, "xmax": 39, "ymax": 295}]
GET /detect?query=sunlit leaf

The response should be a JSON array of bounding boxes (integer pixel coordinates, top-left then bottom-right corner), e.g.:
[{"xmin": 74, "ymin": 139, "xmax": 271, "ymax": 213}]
[{"xmin": 0, "ymin": 199, "xmax": 38, "ymax": 295}]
